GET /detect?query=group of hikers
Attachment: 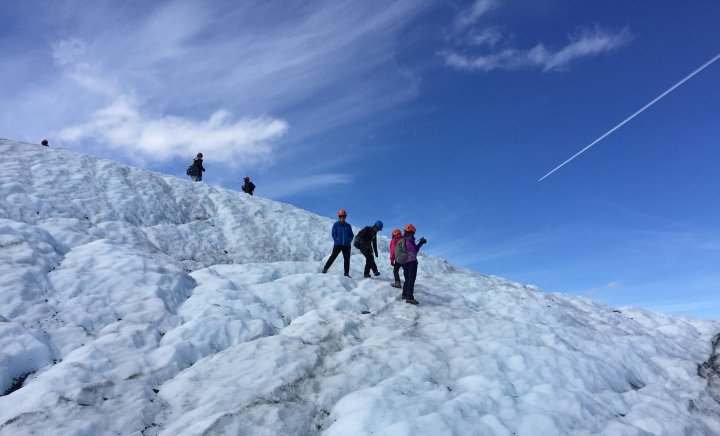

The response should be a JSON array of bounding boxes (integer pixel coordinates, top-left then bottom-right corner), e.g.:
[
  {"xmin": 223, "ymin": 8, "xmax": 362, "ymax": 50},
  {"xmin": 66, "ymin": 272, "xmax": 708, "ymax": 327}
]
[
  {"xmin": 187, "ymin": 152, "xmax": 255, "ymax": 195},
  {"xmin": 322, "ymin": 210, "xmax": 427, "ymax": 305},
  {"xmin": 187, "ymin": 154, "xmax": 427, "ymax": 304}
]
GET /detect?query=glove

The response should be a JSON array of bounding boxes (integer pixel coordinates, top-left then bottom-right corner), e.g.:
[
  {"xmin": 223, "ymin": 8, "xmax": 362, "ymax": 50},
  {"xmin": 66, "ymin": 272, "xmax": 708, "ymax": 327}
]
[
  {"xmin": 391, "ymin": 260, "xmax": 395, "ymax": 266},
  {"xmin": 419, "ymin": 237, "xmax": 427, "ymax": 245}
]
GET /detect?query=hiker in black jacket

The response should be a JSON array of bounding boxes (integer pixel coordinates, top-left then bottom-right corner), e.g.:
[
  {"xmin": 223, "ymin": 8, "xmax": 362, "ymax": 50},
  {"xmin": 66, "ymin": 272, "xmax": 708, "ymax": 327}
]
[
  {"xmin": 188, "ymin": 153, "xmax": 205, "ymax": 182},
  {"xmin": 353, "ymin": 220, "xmax": 383, "ymax": 278},
  {"xmin": 241, "ymin": 176, "xmax": 255, "ymax": 195}
]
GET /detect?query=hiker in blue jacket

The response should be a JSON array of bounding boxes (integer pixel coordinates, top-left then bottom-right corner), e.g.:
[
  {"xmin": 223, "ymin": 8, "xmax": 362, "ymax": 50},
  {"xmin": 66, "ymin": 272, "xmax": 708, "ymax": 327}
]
[{"xmin": 322, "ymin": 209, "xmax": 354, "ymax": 277}]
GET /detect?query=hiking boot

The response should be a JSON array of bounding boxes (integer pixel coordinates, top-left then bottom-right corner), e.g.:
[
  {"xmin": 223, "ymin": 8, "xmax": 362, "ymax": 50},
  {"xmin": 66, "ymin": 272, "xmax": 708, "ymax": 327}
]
[
  {"xmin": 390, "ymin": 281, "xmax": 401, "ymax": 288},
  {"xmin": 373, "ymin": 271, "xmax": 381, "ymax": 276},
  {"xmin": 405, "ymin": 298, "xmax": 419, "ymax": 305},
  {"xmin": 321, "ymin": 268, "xmax": 328, "ymax": 274},
  {"xmin": 344, "ymin": 273, "xmax": 351, "ymax": 278},
  {"xmin": 363, "ymin": 273, "xmax": 371, "ymax": 278}
]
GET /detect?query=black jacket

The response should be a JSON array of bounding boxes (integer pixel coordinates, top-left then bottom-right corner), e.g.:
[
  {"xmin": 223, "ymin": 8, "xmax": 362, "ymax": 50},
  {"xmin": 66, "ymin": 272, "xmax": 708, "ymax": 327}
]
[
  {"xmin": 192, "ymin": 158, "xmax": 205, "ymax": 174},
  {"xmin": 354, "ymin": 226, "xmax": 378, "ymax": 256},
  {"xmin": 242, "ymin": 181, "xmax": 256, "ymax": 195}
]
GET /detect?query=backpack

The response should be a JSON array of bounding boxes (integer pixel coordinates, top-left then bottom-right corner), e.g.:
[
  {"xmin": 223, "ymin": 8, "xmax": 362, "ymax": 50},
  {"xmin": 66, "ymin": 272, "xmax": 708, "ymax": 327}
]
[
  {"xmin": 186, "ymin": 164, "xmax": 198, "ymax": 177},
  {"xmin": 353, "ymin": 227, "xmax": 373, "ymax": 250},
  {"xmin": 394, "ymin": 237, "xmax": 410, "ymax": 264}
]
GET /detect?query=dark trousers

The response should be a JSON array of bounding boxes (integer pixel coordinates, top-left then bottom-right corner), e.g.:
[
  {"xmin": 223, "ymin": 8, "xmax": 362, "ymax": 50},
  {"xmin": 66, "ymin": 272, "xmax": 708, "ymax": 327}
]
[
  {"xmin": 393, "ymin": 262, "xmax": 402, "ymax": 283},
  {"xmin": 324, "ymin": 245, "xmax": 350, "ymax": 274},
  {"xmin": 401, "ymin": 261, "xmax": 418, "ymax": 299},
  {"xmin": 360, "ymin": 247, "xmax": 379, "ymax": 275}
]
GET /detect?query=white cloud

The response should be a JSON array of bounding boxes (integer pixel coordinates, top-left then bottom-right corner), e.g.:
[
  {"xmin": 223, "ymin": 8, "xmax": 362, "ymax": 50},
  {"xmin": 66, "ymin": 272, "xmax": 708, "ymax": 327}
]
[
  {"xmin": 58, "ymin": 97, "xmax": 288, "ymax": 164},
  {"xmin": 538, "ymin": 26, "xmax": 632, "ymax": 71},
  {"xmin": 444, "ymin": 26, "xmax": 631, "ymax": 72},
  {"xmin": 55, "ymin": 1, "xmax": 431, "ymax": 124},
  {"xmin": 454, "ymin": 0, "xmax": 500, "ymax": 32},
  {"xmin": 263, "ymin": 173, "xmax": 353, "ymax": 199},
  {"xmin": 467, "ymin": 27, "xmax": 504, "ymax": 47},
  {"xmin": 444, "ymin": 0, "xmax": 631, "ymax": 74},
  {"xmin": 51, "ymin": 38, "xmax": 86, "ymax": 66},
  {"xmin": 22, "ymin": 1, "xmax": 435, "ymax": 169}
]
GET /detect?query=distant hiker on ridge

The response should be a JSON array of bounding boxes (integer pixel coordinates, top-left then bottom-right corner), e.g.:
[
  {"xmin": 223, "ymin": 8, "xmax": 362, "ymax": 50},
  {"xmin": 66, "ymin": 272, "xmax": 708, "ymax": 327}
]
[
  {"xmin": 241, "ymin": 176, "xmax": 255, "ymax": 195},
  {"xmin": 187, "ymin": 153, "xmax": 205, "ymax": 182},
  {"xmin": 353, "ymin": 220, "xmax": 382, "ymax": 278},
  {"xmin": 395, "ymin": 224, "xmax": 426, "ymax": 305},
  {"xmin": 41, "ymin": 139, "xmax": 49, "ymax": 146},
  {"xmin": 389, "ymin": 228, "xmax": 403, "ymax": 288},
  {"xmin": 322, "ymin": 209, "xmax": 353, "ymax": 277}
]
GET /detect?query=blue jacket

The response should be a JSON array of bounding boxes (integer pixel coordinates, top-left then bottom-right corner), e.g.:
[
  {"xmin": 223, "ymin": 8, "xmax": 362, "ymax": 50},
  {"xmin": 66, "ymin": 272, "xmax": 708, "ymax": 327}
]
[{"xmin": 332, "ymin": 221, "xmax": 354, "ymax": 246}]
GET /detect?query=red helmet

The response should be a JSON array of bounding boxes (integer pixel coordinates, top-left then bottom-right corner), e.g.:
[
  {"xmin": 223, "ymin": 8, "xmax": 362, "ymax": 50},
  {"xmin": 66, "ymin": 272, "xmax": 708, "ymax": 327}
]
[
  {"xmin": 244, "ymin": 176, "xmax": 250, "ymax": 180},
  {"xmin": 337, "ymin": 209, "xmax": 347, "ymax": 217},
  {"xmin": 197, "ymin": 152, "xmax": 203, "ymax": 157},
  {"xmin": 392, "ymin": 229, "xmax": 401, "ymax": 237},
  {"xmin": 404, "ymin": 224, "xmax": 416, "ymax": 233}
]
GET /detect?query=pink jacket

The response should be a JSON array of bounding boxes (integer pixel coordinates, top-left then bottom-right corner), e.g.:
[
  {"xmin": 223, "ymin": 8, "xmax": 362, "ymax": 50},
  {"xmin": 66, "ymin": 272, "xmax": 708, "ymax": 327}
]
[{"xmin": 389, "ymin": 235, "xmax": 402, "ymax": 264}]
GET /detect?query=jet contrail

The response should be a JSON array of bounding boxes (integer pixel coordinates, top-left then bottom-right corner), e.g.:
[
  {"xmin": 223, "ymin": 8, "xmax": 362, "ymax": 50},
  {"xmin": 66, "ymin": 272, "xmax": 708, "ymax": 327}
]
[{"xmin": 539, "ymin": 52, "xmax": 720, "ymax": 182}]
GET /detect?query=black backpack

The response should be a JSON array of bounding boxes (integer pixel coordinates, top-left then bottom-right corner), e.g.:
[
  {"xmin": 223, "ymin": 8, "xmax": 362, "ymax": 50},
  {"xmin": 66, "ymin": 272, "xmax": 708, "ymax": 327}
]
[{"xmin": 353, "ymin": 227, "xmax": 373, "ymax": 250}]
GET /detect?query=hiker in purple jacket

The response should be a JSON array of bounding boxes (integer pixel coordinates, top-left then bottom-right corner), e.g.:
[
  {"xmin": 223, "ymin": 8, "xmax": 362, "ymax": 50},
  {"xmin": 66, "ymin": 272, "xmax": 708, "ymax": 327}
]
[{"xmin": 399, "ymin": 224, "xmax": 426, "ymax": 305}]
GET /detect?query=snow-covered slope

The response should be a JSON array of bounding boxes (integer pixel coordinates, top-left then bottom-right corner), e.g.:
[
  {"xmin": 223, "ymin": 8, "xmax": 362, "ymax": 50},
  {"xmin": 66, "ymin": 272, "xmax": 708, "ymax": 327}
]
[{"xmin": 1, "ymin": 138, "xmax": 718, "ymax": 435}]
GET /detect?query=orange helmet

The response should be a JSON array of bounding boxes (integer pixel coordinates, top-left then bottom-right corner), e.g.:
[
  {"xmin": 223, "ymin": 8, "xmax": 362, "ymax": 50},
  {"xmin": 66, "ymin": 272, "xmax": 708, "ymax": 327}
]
[
  {"xmin": 404, "ymin": 224, "xmax": 416, "ymax": 233},
  {"xmin": 337, "ymin": 209, "xmax": 347, "ymax": 217},
  {"xmin": 391, "ymin": 229, "xmax": 401, "ymax": 237}
]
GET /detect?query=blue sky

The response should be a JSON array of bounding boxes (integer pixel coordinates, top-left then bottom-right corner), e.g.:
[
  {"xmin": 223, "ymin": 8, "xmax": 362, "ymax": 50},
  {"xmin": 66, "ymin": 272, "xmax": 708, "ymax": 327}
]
[{"xmin": 2, "ymin": 0, "xmax": 719, "ymax": 318}]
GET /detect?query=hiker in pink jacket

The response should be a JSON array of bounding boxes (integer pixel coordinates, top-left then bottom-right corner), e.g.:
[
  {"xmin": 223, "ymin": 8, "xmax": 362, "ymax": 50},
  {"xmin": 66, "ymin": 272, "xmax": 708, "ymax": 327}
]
[{"xmin": 389, "ymin": 229, "xmax": 403, "ymax": 288}]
